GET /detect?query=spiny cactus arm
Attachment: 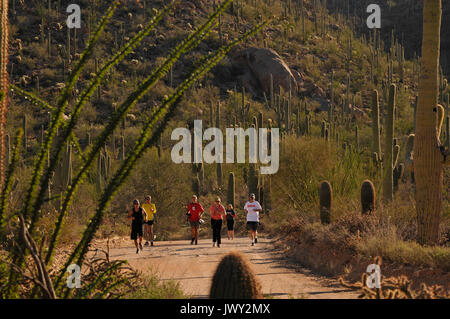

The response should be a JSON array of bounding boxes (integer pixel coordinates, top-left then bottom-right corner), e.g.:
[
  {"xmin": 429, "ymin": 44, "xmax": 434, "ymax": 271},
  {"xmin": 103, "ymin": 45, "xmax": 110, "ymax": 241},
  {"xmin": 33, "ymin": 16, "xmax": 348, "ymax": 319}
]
[
  {"xmin": 8, "ymin": 84, "xmax": 85, "ymax": 163},
  {"xmin": 54, "ymin": 21, "xmax": 268, "ymax": 292},
  {"xmin": 0, "ymin": 128, "xmax": 22, "ymax": 228},
  {"xmin": 92, "ymin": 277, "xmax": 129, "ymax": 299},
  {"xmin": 23, "ymin": 0, "xmax": 120, "ymax": 229},
  {"xmin": 9, "ymin": 84, "xmax": 55, "ymax": 111}
]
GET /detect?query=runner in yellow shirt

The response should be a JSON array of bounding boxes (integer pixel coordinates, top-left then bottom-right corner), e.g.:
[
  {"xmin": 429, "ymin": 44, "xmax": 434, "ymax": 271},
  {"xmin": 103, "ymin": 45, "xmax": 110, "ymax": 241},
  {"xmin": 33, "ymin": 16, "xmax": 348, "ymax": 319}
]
[{"xmin": 142, "ymin": 195, "xmax": 157, "ymax": 246}]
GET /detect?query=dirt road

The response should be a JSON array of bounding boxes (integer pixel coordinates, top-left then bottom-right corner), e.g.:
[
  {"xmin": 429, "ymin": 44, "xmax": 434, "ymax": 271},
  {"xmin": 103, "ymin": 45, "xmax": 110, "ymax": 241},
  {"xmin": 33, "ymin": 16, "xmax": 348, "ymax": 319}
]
[{"xmin": 108, "ymin": 236, "xmax": 357, "ymax": 299}]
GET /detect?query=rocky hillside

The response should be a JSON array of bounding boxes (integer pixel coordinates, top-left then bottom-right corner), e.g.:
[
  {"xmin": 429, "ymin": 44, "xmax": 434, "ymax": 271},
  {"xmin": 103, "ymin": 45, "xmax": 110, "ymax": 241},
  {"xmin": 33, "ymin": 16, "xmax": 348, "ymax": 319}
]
[{"xmin": 327, "ymin": 0, "xmax": 450, "ymax": 76}]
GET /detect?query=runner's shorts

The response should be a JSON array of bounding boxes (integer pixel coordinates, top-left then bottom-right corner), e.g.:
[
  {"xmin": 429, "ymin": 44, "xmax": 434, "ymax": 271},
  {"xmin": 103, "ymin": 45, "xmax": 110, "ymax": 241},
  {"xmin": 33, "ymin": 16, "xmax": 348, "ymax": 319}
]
[
  {"xmin": 227, "ymin": 219, "xmax": 235, "ymax": 231},
  {"xmin": 246, "ymin": 221, "xmax": 258, "ymax": 231},
  {"xmin": 190, "ymin": 221, "xmax": 200, "ymax": 227},
  {"xmin": 145, "ymin": 220, "xmax": 154, "ymax": 226},
  {"xmin": 131, "ymin": 223, "xmax": 143, "ymax": 240}
]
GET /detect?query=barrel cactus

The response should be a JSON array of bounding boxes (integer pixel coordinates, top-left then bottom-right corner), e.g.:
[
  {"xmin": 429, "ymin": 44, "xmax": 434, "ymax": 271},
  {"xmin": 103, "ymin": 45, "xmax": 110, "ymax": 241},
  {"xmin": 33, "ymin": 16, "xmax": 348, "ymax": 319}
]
[
  {"xmin": 319, "ymin": 181, "xmax": 332, "ymax": 224},
  {"xmin": 210, "ymin": 251, "xmax": 262, "ymax": 299}
]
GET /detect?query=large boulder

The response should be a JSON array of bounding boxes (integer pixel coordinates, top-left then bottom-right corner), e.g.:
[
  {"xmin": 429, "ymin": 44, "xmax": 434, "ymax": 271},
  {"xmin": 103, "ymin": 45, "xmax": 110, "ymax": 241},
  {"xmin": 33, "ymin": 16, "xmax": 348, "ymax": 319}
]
[{"xmin": 231, "ymin": 47, "xmax": 298, "ymax": 95}]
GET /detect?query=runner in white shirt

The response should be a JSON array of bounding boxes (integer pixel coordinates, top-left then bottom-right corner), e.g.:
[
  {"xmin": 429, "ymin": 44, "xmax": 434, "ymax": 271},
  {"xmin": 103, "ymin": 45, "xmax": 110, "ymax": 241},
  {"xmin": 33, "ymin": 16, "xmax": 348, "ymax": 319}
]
[{"xmin": 244, "ymin": 193, "xmax": 262, "ymax": 246}]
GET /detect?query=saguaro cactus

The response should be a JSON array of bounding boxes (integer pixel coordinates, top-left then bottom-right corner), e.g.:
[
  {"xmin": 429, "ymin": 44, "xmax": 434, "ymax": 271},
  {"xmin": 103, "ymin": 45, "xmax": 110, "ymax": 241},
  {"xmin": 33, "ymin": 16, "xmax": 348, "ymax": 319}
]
[
  {"xmin": 372, "ymin": 90, "xmax": 382, "ymax": 159},
  {"xmin": 210, "ymin": 251, "xmax": 262, "ymax": 299},
  {"xmin": 216, "ymin": 162, "xmax": 222, "ymax": 188},
  {"xmin": 383, "ymin": 84, "xmax": 396, "ymax": 202},
  {"xmin": 404, "ymin": 134, "xmax": 415, "ymax": 182},
  {"xmin": 248, "ymin": 163, "xmax": 258, "ymax": 197},
  {"xmin": 319, "ymin": 181, "xmax": 332, "ymax": 224},
  {"xmin": 227, "ymin": 172, "xmax": 235, "ymax": 207},
  {"xmin": 414, "ymin": 0, "xmax": 443, "ymax": 245},
  {"xmin": 361, "ymin": 180, "xmax": 376, "ymax": 215},
  {"xmin": 192, "ymin": 175, "xmax": 200, "ymax": 198}
]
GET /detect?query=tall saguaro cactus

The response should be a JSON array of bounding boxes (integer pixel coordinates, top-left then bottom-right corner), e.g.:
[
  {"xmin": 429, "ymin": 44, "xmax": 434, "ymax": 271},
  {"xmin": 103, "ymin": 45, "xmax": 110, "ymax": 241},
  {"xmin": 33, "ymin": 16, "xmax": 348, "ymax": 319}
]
[
  {"xmin": 371, "ymin": 90, "xmax": 382, "ymax": 161},
  {"xmin": 0, "ymin": 0, "xmax": 9, "ymax": 190},
  {"xmin": 227, "ymin": 172, "xmax": 235, "ymax": 208},
  {"xmin": 414, "ymin": 0, "xmax": 443, "ymax": 245},
  {"xmin": 383, "ymin": 84, "xmax": 396, "ymax": 202}
]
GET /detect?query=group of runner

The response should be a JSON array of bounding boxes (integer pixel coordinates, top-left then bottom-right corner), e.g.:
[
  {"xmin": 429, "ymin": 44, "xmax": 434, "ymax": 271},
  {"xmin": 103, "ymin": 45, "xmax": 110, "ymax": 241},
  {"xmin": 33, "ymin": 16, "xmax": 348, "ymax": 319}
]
[{"xmin": 128, "ymin": 193, "xmax": 263, "ymax": 253}]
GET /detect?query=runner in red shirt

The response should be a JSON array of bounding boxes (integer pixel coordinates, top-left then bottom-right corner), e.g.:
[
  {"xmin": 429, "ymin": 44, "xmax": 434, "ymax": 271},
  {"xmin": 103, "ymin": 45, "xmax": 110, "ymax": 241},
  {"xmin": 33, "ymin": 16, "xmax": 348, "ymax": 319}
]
[{"xmin": 186, "ymin": 195, "xmax": 204, "ymax": 245}]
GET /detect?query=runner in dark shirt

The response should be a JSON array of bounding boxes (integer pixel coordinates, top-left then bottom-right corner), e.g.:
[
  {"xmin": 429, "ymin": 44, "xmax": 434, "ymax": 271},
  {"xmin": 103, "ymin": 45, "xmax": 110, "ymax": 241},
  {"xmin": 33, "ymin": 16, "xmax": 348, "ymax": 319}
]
[
  {"xmin": 128, "ymin": 199, "xmax": 147, "ymax": 254},
  {"xmin": 225, "ymin": 204, "xmax": 236, "ymax": 240}
]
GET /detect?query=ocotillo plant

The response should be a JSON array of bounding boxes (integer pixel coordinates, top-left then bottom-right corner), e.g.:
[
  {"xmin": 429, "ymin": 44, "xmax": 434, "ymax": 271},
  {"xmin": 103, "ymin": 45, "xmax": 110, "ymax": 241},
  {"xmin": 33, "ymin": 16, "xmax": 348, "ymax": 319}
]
[
  {"xmin": 361, "ymin": 180, "xmax": 376, "ymax": 215},
  {"xmin": 210, "ymin": 251, "xmax": 262, "ymax": 299},
  {"xmin": 5, "ymin": 0, "xmax": 268, "ymax": 298},
  {"xmin": 319, "ymin": 181, "xmax": 332, "ymax": 224},
  {"xmin": 0, "ymin": 129, "xmax": 22, "ymax": 229},
  {"xmin": 414, "ymin": 0, "xmax": 443, "ymax": 245},
  {"xmin": 383, "ymin": 84, "xmax": 396, "ymax": 202},
  {"xmin": 227, "ymin": 172, "xmax": 235, "ymax": 208}
]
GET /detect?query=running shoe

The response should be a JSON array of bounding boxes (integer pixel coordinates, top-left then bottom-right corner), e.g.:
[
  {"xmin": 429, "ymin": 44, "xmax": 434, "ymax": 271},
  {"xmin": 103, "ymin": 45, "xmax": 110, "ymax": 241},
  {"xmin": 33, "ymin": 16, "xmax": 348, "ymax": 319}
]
[
  {"xmin": 217, "ymin": 243, "xmax": 221, "ymax": 248},
  {"xmin": 139, "ymin": 243, "xmax": 143, "ymax": 251},
  {"xmin": 195, "ymin": 239, "xmax": 198, "ymax": 245},
  {"xmin": 254, "ymin": 237, "xmax": 258, "ymax": 244},
  {"xmin": 212, "ymin": 242, "xmax": 216, "ymax": 247},
  {"xmin": 150, "ymin": 241, "xmax": 154, "ymax": 246},
  {"xmin": 144, "ymin": 241, "xmax": 149, "ymax": 246},
  {"xmin": 136, "ymin": 248, "xmax": 139, "ymax": 254},
  {"xmin": 191, "ymin": 238, "xmax": 194, "ymax": 245}
]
